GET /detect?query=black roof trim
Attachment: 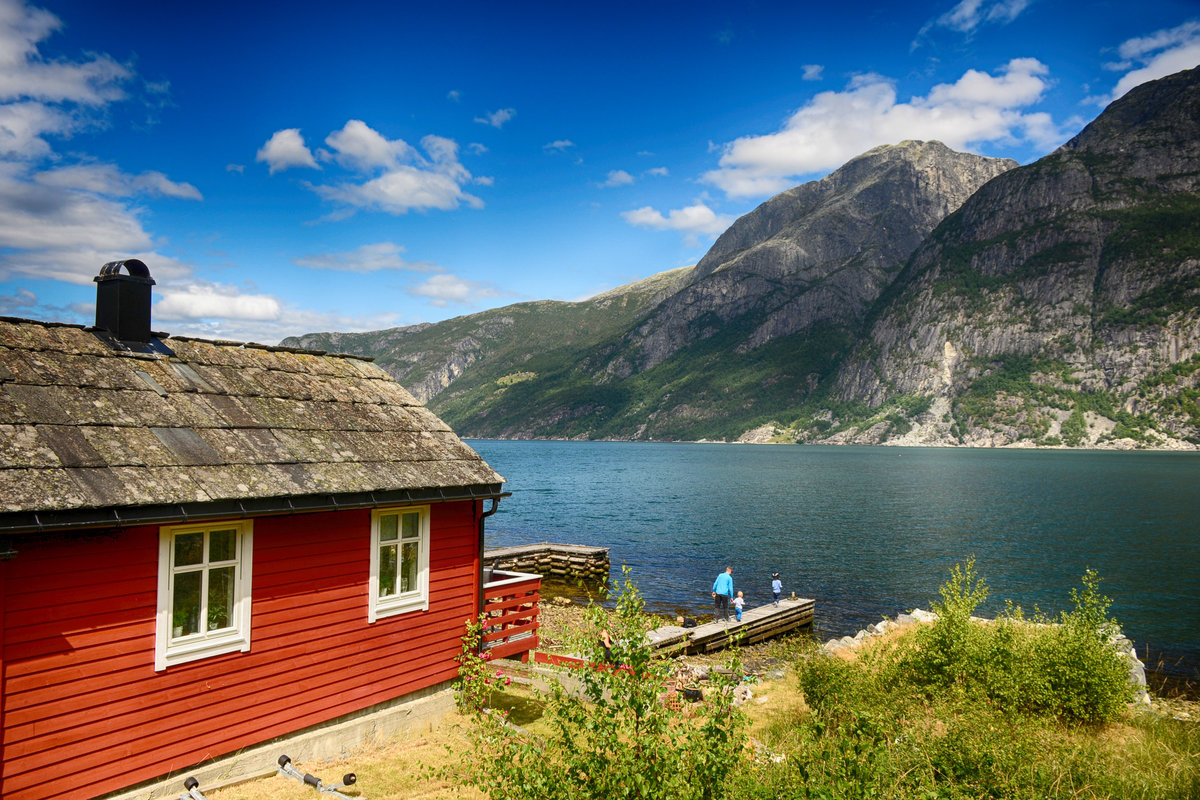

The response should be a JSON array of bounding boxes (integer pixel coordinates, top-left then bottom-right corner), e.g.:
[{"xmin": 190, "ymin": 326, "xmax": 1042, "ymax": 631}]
[{"xmin": 0, "ymin": 484, "xmax": 510, "ymax": 535}]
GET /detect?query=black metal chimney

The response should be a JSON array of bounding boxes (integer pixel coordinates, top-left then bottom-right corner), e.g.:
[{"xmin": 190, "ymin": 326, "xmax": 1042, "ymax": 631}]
[{"xmin": 94, "ymin": 259, "xmax": 155, "ymax": 344}]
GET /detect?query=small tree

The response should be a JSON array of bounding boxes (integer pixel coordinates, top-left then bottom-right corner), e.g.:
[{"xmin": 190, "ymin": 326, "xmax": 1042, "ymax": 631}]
[{"xmin": 450, "ymin": 571, "xmax": 746, "ymax": 800}]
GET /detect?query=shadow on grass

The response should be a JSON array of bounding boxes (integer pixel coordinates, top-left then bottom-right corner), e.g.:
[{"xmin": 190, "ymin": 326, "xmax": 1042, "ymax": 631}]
[{"xmin": 487, "ymin": 688, "xmax": 546, "ymax": 728}]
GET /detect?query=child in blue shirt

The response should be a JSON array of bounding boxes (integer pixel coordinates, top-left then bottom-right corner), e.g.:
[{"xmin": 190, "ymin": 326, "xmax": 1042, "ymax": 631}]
[{"xmin": 771, "ymin": 572, "xmax": 782, "ymax": 606}]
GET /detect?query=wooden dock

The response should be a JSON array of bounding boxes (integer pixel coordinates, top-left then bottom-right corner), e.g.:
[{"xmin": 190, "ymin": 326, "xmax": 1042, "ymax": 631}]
[{"xmin": 645, "ymin": 597, "xmax": 815, "ymax": 655}]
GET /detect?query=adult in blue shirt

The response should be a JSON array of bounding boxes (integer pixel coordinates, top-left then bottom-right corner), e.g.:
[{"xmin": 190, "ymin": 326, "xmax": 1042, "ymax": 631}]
[{"xmin": 712, "ymin": 566, "xmax": 734, "ymax": 624}]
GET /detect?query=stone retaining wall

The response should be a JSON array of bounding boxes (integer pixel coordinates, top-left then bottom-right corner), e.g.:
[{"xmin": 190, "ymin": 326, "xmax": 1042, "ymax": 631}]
[
  {"xmin": 821, "ymin": 608, "xmax": 1151, "ymax": 706},
  {"xmin": 484, "ymin": 543, "xmax": 609, "ymax": 583}
]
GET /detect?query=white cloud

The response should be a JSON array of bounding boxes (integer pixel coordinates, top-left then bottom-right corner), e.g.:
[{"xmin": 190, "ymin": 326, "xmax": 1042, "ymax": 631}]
[
  {"xmin": 600, "ymin": 169, "xmax": 634, "ymax": 188},
  {"xmin": 323, "ymin": 119, "xmax": 413, "ymax": 171},
  {"xmin": 226, "ymin": 163, "xmax": 244, "ymax": 173},
  {"xmin": 621, "ymin": 202, "xmax": 734, "ymax": 245},
  {"xmin": 408, "ymin": 273, "xmax": 504, "ymax": 307},
  {"xmin": 35, "ymin": 163, "xmax": 202, "ymax": 199},
  {"xmin": 0, "ymin": 0, "xmax": 132, "ymax": 160},
  {"xmin": 919, "ymin": 0, "xmax": 1032, "ymax": 37},
  {"xmin": 802, "ymin": 64, "xmax": 824, "ymax": 81},
  {"xmin": 256, "ymin": 128, "xmax": 319, "ymax": 174},
  {"xmin": 0, "ymin": 161, "xmax": 148, "ymax": 271},
  {"xmin": 1100, "ymin": 20, "xmax": 1200, "ymax": 104},
  {"xmin": 467, "ymin": 142, "xmax": 488, "ymax": 155},
  {"xmin": 155, "ymin": 281, "xmax": 282, "ymax": 322},
  {"xmin": 473, "ymin": 175, "xmax": 494, "ymax": 186},
  {"xmin": 0, "ymin": 286, "xmax": 36, "ymax": 314},
  {"xmin": 544, "ymin": 139, "xmax": 575, "ymax": 152},
  {"xmin": 644, "ymin": 166, "xmax": 669, "ymax": 177},
  {"xmin": 0, "ymin": 100, "xmax": 67, "ymax": 158},
  {"xmin": 474, "ymin": 107, "xmax": 516, "ymax": 128},
  {"xmin": 0, "ymin": 1, "xmax": 130, "ymax": 108},
  {"xmin": 293, "ymin": 241, "xmax": 439, "ymax": 273},
  {"xmin": 447, "ymin": 89, "xmax": 461, "ymax": 102},
  {"xmin": 302, "ymin": 122, "xmax": 482, "ymax": 215},
  {"xmin": 145, "ymin": 280, "xmax": 409, "ymax": 345},
  {"xmin": 703, "ymin": 58, "xmax": 1061, "ymax": 197}
]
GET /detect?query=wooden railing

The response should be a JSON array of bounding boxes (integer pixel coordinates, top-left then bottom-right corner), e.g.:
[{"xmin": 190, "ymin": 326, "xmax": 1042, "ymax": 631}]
[{"xmin": 481, "ymin": 569, "xmax": 541, "ymax": 661}]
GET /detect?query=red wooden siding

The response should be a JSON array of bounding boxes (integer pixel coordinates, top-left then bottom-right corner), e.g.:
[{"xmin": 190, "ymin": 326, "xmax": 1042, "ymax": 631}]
[{"xmin": 0, "ymin": 501, "xmax": 481, "ymax": 800}]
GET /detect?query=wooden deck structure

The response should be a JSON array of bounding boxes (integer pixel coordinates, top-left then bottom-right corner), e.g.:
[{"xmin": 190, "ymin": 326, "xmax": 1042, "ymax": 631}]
[
  {"xmin": 645, "ymin": 597, "xmax": 815, "ymax": 655},
  {"xmin": 484, "ymin": 543, "xmax": 609, "ymax": 583}
]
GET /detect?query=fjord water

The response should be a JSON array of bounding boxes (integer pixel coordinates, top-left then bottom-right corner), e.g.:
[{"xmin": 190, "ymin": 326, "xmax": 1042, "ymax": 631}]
[{"xmin": 473, "ymin": 440, "xmax": 1200, "ymax": 675}]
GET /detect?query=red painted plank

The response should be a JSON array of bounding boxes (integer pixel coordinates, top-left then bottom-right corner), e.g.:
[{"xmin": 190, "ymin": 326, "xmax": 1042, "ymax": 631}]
[{"xmin": 487, "ymin": 635, "xmax": 540, "ymax": 661}]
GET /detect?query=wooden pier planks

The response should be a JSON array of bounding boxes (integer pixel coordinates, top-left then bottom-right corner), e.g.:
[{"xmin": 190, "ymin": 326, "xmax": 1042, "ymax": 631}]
[{"xmin": 646, "ymin": 597, "xmax": 814, "ymax": 655}]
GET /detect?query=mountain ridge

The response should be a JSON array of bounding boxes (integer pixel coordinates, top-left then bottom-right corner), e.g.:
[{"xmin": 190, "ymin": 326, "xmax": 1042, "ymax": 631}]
[{"xmin": 284, "ymin": 67, "xmax": 1200, "ymax": 450}]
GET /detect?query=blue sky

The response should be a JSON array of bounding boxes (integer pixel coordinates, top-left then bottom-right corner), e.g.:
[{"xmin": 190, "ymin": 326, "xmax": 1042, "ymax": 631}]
[{"xmin": 1, "ymin": 0, "xmax": 1198, "ymax": 344}]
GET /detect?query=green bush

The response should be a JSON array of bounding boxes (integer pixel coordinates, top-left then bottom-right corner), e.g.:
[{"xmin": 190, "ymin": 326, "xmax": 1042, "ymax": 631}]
[
  {"xmin": 894, "ymin": 561, "xmax": 1131, "ymax": 723},
  {"xmin": 1062, "ymin": 406, "xmax": 1087, "ymax": 446},
  {"xmin": 449, "ymin": 571, "xmax": 746, "ymax": 800}
]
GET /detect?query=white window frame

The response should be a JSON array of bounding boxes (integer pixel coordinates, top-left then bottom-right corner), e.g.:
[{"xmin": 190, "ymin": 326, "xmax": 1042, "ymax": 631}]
[
  {"xmin": 155, "ymin": 520, "xmax": 253, "ymax": 671},
  {"xmin": 368, "ymin": 505, "xmax": 430, "ymax": 622}
]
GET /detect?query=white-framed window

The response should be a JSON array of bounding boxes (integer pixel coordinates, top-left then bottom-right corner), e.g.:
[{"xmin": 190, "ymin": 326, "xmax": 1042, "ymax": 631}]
[
  {"xmin": 369, "ymin": 506, "xmax": 430, "ymax": 622},
  {"xmin": 155, "ymin": 520, "xmax": 253, "ymax": 671}
]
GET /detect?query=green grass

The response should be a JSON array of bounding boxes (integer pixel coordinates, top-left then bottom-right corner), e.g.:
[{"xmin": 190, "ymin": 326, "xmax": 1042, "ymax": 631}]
[{"xmin": 725, "ymin": 565, "xmax": 1200, "ymax": 800}]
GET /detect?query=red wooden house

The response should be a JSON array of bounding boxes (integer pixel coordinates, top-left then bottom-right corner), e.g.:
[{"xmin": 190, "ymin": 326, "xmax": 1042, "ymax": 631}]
[{"xmin": 0, "ymin": 261, "xmax": 539, "ymax": 799}]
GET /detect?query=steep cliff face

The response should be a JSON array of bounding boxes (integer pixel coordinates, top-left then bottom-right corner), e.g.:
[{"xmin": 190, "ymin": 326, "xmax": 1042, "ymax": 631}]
[
  {"xmin": 824, "ymin": 66, "xmax": 1200, "ymax": 449},
  {"xmin": 607, "ymin": 141, "xmax": 1015, "ymax": 376}
]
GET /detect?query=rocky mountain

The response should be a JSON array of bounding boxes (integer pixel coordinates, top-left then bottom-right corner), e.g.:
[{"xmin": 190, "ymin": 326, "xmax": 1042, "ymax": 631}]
[
  {"xmin": 286, "ymin": 66, "xmax": 1200, "ymax": 449},
  {"xmin": 820, "ymin": 65, "xmax": 1200, "ymax": 449},
  {"xmin": 613, "ymin": 140, "xmax": 1016, "ymax": 376},
  {"xmin": 413, "ymin": 141, "xmax": 1013, "ymax": 441}
]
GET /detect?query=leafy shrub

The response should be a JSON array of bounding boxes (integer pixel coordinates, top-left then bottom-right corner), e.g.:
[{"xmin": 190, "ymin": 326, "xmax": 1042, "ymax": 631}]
[
  {"xmin": 895, "ymin": 561, "xmax": 1131, "ymax": 723},
  {"xmin": 449, "ymin": 571, "xmax": 745, "ymax": 800}
]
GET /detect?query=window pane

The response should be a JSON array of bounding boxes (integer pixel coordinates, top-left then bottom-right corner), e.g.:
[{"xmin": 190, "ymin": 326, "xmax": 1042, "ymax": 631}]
[
  {"xmin": 209, "ymin": 529, "xmax": 237, "ymax": 562},
  {"xmin": 208, "ymin": 566, "xmax": 235, "ymax": 631},
  {"xmin": 174, "ymin": 532, "xmax": 203, "ymax": 567},
  {"xmin": 380, "ymin": 544, "xmax": 398, "ymax": 597},
  {"xmin": 172, "ymin": 571, "xmax": 201, "ymax": 638},
  {"xmin": 400, "ymin": 540, "xmax": 419, "ymax": 594},
  {"xmin": 379, "ymin": 514, "xmax": 398, "ymax": 542},
  {"xmin": 401, "ymin": 512, "xmax": 420, "ymax": 540}
]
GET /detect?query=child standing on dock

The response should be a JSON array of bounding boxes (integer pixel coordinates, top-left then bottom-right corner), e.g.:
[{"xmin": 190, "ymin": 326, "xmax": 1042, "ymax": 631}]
[
  {"xmin": 771, "ymin": 572, "xmax": 782, "ymax": 606},
  {"xmin": 733, "ymin": 591, "xmax": 744, "ymax": 621}
]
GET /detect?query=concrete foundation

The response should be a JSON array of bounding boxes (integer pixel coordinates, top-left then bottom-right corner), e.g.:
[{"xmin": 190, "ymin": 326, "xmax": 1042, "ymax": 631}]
[{"xmin": 98, "ymin": 682, "xmax": 456, "ymax": 800}]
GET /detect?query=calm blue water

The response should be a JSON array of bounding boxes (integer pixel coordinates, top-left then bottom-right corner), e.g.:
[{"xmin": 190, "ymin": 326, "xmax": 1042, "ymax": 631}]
[{"xmin": 472, "ymin": 441, "xmax": 1200, "ymax": 676}]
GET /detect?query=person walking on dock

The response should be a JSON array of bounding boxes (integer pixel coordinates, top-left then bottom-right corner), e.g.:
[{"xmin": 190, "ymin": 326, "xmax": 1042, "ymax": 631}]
[
  {"xmin": 771, "ymin": 572, "xmax": 782, "ymax": 606},
  {"xmin": 712, "ymin": 566, "xmax": 734, "ymax": 624}
]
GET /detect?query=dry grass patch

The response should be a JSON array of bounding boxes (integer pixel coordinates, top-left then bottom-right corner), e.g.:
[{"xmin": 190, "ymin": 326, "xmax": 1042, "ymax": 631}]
[{"xmin": 205, "ymin": 715, "xmax": 487, "ymax": 800}]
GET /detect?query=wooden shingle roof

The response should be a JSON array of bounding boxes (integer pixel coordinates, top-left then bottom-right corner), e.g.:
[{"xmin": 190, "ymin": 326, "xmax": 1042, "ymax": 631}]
[{"xmin": 0, "ymin": 318, "xmax": 504, "ymax": 533}]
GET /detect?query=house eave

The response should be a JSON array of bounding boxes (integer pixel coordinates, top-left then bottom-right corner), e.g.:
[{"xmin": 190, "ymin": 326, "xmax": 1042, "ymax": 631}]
[{"xmin": 0, "ymin": 484, "xmax": 510, "ymax": 535}]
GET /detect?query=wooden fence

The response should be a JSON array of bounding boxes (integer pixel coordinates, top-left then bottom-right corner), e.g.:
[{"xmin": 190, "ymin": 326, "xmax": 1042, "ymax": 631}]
[{"xmin": 481, "ymin": 570, "xmax": 541, "ymax": 661}]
